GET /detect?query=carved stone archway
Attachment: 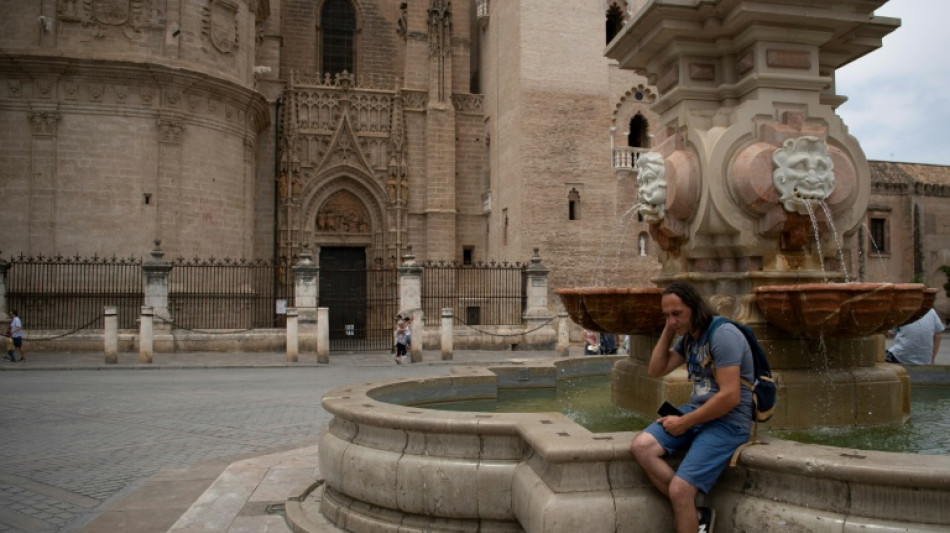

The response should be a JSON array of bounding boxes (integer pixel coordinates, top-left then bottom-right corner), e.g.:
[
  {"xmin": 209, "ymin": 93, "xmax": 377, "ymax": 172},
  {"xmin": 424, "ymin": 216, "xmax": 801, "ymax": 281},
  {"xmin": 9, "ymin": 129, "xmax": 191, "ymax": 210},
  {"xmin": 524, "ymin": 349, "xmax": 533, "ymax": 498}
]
[{"xmin": 296, "ymin": 170, "xmax": 391, "ymax": 262}]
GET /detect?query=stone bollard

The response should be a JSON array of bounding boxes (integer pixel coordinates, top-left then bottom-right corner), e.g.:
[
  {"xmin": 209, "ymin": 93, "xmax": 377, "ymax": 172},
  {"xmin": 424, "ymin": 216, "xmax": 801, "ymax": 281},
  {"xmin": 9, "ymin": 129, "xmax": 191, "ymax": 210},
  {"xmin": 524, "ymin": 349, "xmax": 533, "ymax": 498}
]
[
  {"xmin": 139, "ymin": 306, "xmax": 153, "ymax": 364},
  {"xmin": 316, "ymin": 307, "xmax": 329, "ymax": 364},
  {"xmin": 441, "ymin": 307, "xmax": 453, "ymax": 360},
  {"xmin": 410, "ymin": 310, "xmax": 424, "ymax": 363},
  {"xmin": 104, "ymin": 306, "xmax": 118, "ymax": 364},
  {"xmin": 286, "ymin": 308, "xmax": 299, "ymax": 363},
  {"xmin": 557, "ymin": 311, "xmax": 570, "ymax": 357}
]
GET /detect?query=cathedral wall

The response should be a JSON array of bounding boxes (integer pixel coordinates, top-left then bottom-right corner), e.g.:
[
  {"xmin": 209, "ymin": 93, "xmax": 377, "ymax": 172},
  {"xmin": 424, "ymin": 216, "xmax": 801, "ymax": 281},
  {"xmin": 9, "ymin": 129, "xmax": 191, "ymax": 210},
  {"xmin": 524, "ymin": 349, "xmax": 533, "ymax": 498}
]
[
  {"xmin": 482, "ymin": 0, "xmax": 524, "ymax": 261},
  {"xmin": 280, "ymin": 0, "xmax": 400, "ymax": 81},
  {"xmin": 0, "ymin": 56, "xmax": 269, "ymax": 259},
  {"xmin": 483, "ymin": 0, "xmax": 661, "ymax": 295},
  {"xmin": 404, "ymin": 101, "xmax": 428, "ymax": 258},
  {"xmin": 454, "ymin": 109, "xmax": 488, "ymax": 259}
]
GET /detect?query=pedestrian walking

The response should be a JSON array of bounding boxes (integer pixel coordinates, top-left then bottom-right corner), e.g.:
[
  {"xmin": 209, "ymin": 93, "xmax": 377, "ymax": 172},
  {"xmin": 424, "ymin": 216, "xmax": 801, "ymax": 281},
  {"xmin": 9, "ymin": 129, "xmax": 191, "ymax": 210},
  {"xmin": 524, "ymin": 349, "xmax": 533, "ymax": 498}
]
[{"xmin": 8, "ymin": 310, "xmax": 25, "ymax": 362}]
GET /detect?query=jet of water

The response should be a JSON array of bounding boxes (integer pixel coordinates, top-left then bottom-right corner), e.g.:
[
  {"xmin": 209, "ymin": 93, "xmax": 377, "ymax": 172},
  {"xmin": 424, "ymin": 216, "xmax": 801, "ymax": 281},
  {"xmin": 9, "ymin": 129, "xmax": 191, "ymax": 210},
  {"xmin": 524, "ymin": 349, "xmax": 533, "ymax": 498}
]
[{"xmin": 818, "ymin": 201, "xmax": 850, "ymax": 282}]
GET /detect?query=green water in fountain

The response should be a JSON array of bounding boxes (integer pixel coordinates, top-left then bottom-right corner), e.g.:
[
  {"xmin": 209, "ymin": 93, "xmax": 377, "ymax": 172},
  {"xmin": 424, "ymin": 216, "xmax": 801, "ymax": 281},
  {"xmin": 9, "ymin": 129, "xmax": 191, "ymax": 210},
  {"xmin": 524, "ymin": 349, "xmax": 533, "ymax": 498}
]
[{"xmin": 420, "ymin": 377, "xmax": 950, "ymax": 454}]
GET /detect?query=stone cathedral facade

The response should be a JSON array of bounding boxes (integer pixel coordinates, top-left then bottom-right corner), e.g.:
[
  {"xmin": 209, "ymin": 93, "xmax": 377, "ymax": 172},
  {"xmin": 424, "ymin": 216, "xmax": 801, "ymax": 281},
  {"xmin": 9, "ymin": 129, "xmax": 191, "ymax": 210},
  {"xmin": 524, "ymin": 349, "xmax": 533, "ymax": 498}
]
[
  {"xmin": 0, "ymin": 0, "xmax": 661, "ymax": 292},
  {"xmin": 1, "ymin": 0, "xmax": 947, "ymax": 313}
]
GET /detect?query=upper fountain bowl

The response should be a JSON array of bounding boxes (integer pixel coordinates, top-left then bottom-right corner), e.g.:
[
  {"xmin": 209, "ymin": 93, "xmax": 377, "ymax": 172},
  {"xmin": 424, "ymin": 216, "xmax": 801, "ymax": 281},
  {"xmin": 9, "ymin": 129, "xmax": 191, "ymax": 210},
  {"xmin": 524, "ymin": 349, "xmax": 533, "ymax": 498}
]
[
  {"xmin": 556, "ymin": 287, "xmax": 666, "ymax": 334},
  {"xmin": 754, "ymin": 282, "xmax": 927, "ymax": 338}
]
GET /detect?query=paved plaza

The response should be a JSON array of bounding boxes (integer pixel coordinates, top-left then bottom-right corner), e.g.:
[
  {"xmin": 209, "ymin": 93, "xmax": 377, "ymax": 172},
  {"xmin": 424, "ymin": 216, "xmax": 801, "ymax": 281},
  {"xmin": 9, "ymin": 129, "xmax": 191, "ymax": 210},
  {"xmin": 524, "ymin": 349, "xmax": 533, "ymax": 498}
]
[
  {"xmin": 1, "ymin": 340, "xmax": 947, "ymax": 533},
  {"xmin": 0, "ymin": 349, "xmax": 558, "ymax": 533}
]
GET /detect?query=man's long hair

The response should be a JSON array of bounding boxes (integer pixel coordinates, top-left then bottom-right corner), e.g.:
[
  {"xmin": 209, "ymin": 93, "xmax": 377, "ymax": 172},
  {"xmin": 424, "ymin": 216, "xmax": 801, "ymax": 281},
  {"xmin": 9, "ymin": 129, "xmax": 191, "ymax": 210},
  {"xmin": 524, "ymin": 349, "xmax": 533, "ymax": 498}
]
[{"xmin": 663, "ymin": 282, "xmax": 715, "ymax": 334}]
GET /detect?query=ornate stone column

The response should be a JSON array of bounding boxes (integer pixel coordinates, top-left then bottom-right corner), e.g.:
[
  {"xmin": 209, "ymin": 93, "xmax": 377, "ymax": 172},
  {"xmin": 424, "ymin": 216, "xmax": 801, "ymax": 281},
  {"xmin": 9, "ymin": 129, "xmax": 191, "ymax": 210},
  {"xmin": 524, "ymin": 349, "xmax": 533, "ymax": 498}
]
[
  {"xmin": 142, "ymin": 242, "xmax": 173, "ymax": 333},
  {"xmin": 398, "ymin": 246, "xmax": 424, "ymax": 362},
  {"xmin": 520, "ymin": 248, "xmax": 555, "ymax": 350},
  {"xmin": 293, "ymin": 248, "xmax": 319, "ymax": 352}
]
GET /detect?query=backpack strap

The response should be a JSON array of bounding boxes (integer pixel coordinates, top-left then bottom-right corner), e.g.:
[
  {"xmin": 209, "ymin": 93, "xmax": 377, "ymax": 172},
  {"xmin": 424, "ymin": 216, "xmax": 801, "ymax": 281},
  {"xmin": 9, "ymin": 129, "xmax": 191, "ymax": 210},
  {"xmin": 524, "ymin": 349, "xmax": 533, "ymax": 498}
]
[{"xmin": 707, "ymin": 316, "xmax": 769, "ymax": 466}]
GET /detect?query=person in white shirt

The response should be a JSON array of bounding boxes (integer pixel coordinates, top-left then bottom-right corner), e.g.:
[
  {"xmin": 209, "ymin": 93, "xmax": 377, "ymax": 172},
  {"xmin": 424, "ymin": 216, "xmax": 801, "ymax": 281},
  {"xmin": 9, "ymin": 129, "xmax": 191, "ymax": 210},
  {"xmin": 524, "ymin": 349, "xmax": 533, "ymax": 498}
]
[
  {"xmin": 8, "ymin": 310, "xmax": 25, "ymax": 362},
  {"xmin": 886, "ymin": 309, "xmax": 945, "ymax": 365}
]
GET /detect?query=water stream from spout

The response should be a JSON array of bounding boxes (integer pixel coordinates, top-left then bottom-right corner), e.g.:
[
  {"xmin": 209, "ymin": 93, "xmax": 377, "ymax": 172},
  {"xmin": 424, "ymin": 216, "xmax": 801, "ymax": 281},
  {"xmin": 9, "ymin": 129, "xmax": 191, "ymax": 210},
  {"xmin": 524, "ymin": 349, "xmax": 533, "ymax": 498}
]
[
  {"xmin": 590, "ymin": 203, "xmax": 643, "ymax": 287},
  {"xmin": 861, "ymin": 222, "xmax": 889, "ymax": 278},
  {"xmin": 818, "ymin": 201, "xmax": 850, "ymax": 281},
  {"xmin": 803, "ymin": 201, "xmax": 830, "ymax": 282}
]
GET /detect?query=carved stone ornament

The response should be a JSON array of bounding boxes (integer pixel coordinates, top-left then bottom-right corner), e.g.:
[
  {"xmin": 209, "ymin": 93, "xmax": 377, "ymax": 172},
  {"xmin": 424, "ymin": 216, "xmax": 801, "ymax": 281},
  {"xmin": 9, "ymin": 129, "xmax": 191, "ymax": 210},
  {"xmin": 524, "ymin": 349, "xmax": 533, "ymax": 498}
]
[
  {"xmin": 157, "ymin": 118, "xmax": 183, "ymax": 144},
  {"xmin": 772, "ymin": 136, "xmax": 836, "ymax": 215},
  {"xmin": 59, "ymin": 0, "xmax": 166, "ymax": 33},
  {"xmin": 636, "ymin": 152, "xmax": 667, "ymax": 224},
  {"xmin": 30, "ymin": 112, "xmax": 61, "ymax": 137},
  {"xmin": 202, "ymin": 0, "xmax": 240, "ymax": 55},
  {"xmin": 316, "ymin": 191, "xmax": 371, "ymax": 234}
]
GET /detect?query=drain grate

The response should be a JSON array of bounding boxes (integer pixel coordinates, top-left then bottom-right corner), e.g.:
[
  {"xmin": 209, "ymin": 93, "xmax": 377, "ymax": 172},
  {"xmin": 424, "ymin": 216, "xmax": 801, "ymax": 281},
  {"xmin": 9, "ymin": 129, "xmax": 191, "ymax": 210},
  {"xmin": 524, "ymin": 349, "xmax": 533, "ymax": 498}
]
[{"xmin": 264, "ymin": 502, "xmax": 286, "ymax": 516}]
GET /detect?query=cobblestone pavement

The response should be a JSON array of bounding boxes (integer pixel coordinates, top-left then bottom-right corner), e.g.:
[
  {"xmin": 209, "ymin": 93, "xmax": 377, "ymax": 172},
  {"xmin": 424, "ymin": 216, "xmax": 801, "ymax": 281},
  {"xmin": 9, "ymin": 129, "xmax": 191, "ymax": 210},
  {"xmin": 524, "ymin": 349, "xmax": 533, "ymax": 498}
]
[{"xmin": 0, "ymin": 349, "xmax": 554, "ymax": 533}]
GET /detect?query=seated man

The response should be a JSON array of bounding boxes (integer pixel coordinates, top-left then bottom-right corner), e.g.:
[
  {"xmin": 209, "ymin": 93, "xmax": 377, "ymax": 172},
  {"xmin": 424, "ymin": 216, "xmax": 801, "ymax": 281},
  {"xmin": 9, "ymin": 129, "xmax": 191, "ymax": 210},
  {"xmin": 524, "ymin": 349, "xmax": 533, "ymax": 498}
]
[
  {"xmin": 886, "ymin": 308, "xmax": 945, "ymax": 365},
  {"xmin": 630, "ymin": 282, "xmax": 754, "ymax": 533}
]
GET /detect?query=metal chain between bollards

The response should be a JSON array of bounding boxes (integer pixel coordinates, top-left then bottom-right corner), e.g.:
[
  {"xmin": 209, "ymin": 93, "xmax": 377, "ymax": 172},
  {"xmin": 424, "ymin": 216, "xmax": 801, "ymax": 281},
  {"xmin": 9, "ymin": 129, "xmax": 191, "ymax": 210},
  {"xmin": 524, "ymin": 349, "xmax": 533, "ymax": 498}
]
[
  {"xmin": 451, "ymin": 314, "xmax": 556, "ymax": 337},
  {"xmin": 23, "ymin": 314, "xmax": 106, "ymax": 342},
  {"xmin": 154, "ymin": 315, "xmax": 258, "ymax": 335}
]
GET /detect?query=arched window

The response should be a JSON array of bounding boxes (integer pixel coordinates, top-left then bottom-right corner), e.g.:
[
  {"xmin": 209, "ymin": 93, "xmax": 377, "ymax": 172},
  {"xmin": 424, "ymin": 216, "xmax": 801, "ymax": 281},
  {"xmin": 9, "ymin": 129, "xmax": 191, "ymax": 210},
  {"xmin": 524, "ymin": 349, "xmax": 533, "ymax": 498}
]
[
  {"xmin": 568, "ymin": 188, "xmax": 581, "ymax": 221},
  {"xmin": 628, "ymin": 114, "xmax": 649, "ymax": 148},
  {"xmin": 638, "ymin": 232, "xmax": 649, "ymax": 257},
  {"xmin": 606, "ymin": 3, "xmax": 624, "ymax": 44},
  {"xmin": 321, "ymin": 0, "xmax": 357, "ymax": 75}
]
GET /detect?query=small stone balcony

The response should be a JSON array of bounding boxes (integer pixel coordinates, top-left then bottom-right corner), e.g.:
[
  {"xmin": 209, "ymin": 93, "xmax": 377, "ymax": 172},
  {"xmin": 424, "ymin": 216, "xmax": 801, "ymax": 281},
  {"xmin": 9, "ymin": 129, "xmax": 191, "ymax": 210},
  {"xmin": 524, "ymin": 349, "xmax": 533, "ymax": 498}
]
[
  {"xmin": 612, "ymin": 146, "xmax": 649, "ymax": 178},
  {"xmin": 476, "ymin": 0, "xmax": 489, "ymax": 27}
]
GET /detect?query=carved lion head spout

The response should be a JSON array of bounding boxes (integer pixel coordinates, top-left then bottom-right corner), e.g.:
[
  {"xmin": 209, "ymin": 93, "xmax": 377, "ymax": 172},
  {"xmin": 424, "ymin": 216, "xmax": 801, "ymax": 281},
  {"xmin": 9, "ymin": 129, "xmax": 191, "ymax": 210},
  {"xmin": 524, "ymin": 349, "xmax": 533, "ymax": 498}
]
[
  {"xmin": 636, "ymin": 152, "xmax": 667, "ymax": 224},
  {"xmin": 772, "ymin": 136, "xmax": 836, "ymax": 215}
]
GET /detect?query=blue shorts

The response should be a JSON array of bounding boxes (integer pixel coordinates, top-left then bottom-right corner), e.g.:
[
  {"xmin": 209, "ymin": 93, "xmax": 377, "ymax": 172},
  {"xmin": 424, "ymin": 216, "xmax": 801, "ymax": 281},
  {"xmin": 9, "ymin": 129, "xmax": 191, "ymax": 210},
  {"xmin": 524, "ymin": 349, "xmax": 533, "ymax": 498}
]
[
  {"xmin": 12, "ymin": 337, "xmax": 22, "ymax": 348},
  {"xmin": 644, "ymin": 406, "xmax": 750, "ymax": 494}
]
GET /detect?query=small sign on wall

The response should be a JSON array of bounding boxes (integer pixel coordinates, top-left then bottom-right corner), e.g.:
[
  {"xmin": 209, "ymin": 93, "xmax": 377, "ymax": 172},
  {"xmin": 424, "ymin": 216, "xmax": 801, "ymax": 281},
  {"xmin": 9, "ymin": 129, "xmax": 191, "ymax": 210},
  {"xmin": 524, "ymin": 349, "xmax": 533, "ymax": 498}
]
[{"xmin": 275, "ymin": 299, "xmax": 287, "ymax": 314}]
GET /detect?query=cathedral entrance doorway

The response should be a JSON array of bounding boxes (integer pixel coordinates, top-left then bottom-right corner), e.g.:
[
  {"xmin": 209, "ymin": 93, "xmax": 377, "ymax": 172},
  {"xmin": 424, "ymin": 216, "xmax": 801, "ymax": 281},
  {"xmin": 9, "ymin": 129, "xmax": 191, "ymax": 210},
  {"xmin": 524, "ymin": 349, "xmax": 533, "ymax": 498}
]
[{"xmin": 319, "ymin": 246, "xmax": 398, "ymax": 351}]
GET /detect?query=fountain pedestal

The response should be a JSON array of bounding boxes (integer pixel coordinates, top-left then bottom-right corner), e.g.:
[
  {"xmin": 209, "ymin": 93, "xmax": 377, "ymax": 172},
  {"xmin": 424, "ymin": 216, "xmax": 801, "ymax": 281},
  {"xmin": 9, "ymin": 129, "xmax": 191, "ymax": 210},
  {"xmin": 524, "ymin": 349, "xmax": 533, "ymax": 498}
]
[{"xmin": 612, "ymin": 329, "xmax": 908, "ymax": 430}]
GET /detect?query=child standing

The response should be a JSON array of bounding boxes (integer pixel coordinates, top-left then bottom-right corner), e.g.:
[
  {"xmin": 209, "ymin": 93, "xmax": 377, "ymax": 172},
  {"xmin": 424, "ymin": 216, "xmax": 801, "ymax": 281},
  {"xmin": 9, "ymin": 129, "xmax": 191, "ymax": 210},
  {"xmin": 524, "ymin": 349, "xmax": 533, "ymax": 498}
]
[{"xmin": 394, "ymin": 316, "xmax": 409, "ymax": 365}]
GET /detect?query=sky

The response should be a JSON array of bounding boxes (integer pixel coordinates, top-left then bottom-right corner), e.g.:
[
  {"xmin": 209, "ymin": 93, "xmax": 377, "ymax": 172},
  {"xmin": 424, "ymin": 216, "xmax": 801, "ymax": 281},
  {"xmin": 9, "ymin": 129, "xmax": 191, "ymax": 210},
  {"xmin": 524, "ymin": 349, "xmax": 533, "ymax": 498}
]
[{"xmin": 835, "ymin": 0, "xmax": 950, "ymax": 166}]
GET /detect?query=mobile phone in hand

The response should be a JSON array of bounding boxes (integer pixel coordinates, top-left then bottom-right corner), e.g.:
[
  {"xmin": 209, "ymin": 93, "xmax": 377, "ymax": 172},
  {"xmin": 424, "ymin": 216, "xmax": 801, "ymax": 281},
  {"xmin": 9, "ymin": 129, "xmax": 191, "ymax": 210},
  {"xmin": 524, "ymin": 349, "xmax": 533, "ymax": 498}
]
[{"xmin": 657, "ymin": 401, "xmax": 683, "ymax": 418}]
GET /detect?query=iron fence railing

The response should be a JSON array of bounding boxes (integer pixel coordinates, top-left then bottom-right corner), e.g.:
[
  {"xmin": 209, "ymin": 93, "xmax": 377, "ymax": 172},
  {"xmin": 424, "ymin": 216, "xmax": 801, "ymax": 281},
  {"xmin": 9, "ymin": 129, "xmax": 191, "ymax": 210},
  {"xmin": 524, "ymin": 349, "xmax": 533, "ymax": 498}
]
[
  {"xmin": 168, "ymin": 257, "xmax": 295, "ymax": 330},
  {"xmin": 421, "ymin": 260, "xmax": 527, "ymax": 326},
  {"xmin": 6, "ymin": 254, "xmax": 143, "ymax": 330},
  {"xmin": 3, "ymin": 255, "xmax": 529, "ymax": 336}
]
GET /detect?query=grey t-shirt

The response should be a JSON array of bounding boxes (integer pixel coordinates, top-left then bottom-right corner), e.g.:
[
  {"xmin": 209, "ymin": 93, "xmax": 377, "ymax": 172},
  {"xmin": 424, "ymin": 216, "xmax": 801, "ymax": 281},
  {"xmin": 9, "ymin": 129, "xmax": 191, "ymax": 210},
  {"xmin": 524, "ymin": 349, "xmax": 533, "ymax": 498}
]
[{"xmin": 674, "ymin": 321, "xmax": 754, "ymax": 431}]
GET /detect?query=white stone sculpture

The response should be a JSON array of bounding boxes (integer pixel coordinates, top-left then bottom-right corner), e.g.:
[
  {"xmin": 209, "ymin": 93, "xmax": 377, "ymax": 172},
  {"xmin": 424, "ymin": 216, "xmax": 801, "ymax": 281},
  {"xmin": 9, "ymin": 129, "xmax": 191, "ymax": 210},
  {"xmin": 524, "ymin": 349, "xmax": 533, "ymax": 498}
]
[
  {"xmin": 636, "ymin": 151, "xmax": 667, "ymax": 224},
  {"xmin": 772, "ymin": 136, "xmax": 836, "ymax": 215}
]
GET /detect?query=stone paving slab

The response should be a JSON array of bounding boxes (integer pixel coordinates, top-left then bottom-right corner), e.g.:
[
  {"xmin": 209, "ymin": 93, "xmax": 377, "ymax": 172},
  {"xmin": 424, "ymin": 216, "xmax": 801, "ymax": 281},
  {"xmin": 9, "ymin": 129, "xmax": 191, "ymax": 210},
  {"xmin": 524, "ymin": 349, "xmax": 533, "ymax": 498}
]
[{"xmin": 0, "ymin": 349, "xmax": 564, "ymax": 533}]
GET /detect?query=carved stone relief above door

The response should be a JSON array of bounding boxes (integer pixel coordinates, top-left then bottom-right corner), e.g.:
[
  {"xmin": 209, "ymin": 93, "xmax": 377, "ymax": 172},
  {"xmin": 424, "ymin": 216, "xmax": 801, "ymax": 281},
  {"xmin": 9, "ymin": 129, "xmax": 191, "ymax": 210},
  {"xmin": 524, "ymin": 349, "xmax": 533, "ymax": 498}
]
[{"xmin": 316, "ymin": 190, "xmax": 371, "ymax": 234}]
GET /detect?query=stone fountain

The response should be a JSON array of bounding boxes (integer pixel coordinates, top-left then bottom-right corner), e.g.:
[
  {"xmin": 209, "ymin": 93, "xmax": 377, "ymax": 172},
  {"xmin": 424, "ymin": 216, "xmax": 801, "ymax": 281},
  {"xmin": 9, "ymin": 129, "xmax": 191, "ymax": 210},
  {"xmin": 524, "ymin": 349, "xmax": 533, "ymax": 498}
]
[
  {"xmin": 305, "ymin": 2, "xmax": 950, "ymax": 532},
  {"xmin": 595, "ymin": 0, "xmax": 927, "ymax": 430}
]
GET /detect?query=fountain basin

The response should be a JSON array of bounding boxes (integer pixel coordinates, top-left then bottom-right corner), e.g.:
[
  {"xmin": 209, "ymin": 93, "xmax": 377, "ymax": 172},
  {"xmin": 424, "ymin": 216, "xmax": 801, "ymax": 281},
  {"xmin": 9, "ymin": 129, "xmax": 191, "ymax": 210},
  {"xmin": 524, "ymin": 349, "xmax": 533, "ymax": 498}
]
[
  {"xmin": 555, "ymin": 287, "xmax": 665, "ymax": 334},
  {"xmin": 754, "ymin": 282, "xmax": 926, "ymax": 338},
  {"xmin": 313, "ymin": 358, "xmax": 950, "ymax": 532}
]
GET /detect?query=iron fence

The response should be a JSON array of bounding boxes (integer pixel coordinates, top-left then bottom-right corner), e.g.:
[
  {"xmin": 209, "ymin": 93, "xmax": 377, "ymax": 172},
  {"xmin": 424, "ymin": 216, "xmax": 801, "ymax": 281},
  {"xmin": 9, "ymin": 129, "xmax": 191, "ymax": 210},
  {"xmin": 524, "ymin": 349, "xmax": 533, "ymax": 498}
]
[
  {"xmin": 6, "ymin": 254, "xmax": 143, "ymax": 330},
  {"xmin": 168, "ymin": 257, "xmax": 295, "ymax": 330},
  {"xmin": 421, "ymin": 260, "xmax": 527, "ymax": 326}
]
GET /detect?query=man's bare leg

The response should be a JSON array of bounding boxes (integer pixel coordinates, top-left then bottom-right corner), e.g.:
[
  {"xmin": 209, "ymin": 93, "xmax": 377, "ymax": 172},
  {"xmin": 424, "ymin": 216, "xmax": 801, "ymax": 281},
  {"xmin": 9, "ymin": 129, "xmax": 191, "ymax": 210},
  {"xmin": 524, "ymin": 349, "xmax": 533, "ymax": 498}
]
[
  {"xmin": 630, "ymin": 432, "xmax": 675, "ymax": 496},
  {"xmin": 631, "ymin": 432, "xmax": 700, "ymax": 532}
]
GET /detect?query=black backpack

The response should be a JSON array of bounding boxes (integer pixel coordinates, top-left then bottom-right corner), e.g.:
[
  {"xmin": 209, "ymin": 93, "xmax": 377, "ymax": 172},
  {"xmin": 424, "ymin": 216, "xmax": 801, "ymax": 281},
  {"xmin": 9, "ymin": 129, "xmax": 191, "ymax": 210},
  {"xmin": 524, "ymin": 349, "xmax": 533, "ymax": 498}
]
[{"xmin": 707, "ymin": 316, "xmax": 777, "ymax": 422}]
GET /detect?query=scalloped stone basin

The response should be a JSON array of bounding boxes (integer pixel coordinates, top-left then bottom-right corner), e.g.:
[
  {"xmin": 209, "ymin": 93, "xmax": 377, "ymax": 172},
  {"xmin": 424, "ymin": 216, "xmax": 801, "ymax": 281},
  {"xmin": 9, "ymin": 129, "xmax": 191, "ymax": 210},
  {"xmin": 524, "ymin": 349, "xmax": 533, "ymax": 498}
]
[
  {"xmin": 314, "ymin": 358, "xmax": 950, "ymax": 533},
  {"xmin": 754, "ymin": 282, "xmax": 926, "ymax": 338},
  {"xmin": 555, "ymin": 287, "xmax": 665, "ymax": 334},
  {"xmin": 906, "ymin": 287, "xmax": 939, "ymax": 323}
]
